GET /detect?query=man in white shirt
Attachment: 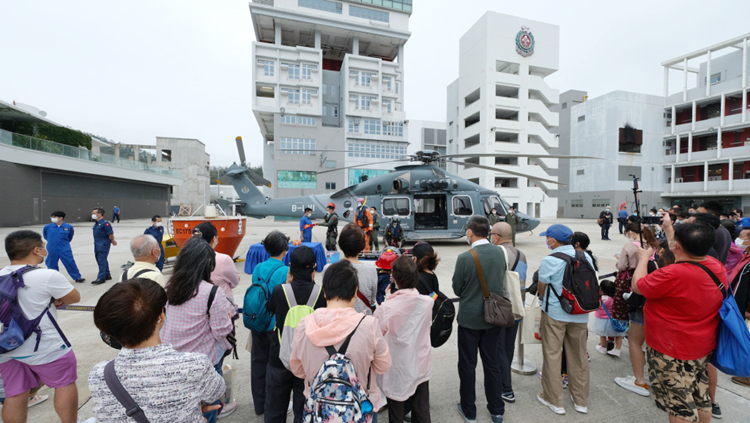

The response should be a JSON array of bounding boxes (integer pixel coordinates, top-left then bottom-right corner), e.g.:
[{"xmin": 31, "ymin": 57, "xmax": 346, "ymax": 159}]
[
  {"xmin": 120, "ymin": 235, "xmax": 168, "ymax": 287},
  {"xmin": 0, "ymin": 230, "xmax": 81, "ymax": 423}
]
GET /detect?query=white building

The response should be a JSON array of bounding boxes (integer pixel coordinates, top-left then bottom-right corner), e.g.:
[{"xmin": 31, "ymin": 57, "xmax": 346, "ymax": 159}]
[
  {"xmin": 549, "ymin": 89, "xmax": 587, "ymax": 217},
  {"xmin": 662, "ymin": 33, "xmax": 750, "ymax": 212},
  {"xmin": 446, "ymin": 12, "xmax": 560, "ymax": 219},
  {"xmin": 406, "ymin": 119, "xmax": 447, "ymax": 168},
  {"xmin": 567, "ymin": 91, "xmax": 667, "ymax": 219},
  {"xmin": 249, "ymin": 0, "xmax": 411, "ymax": 197}
]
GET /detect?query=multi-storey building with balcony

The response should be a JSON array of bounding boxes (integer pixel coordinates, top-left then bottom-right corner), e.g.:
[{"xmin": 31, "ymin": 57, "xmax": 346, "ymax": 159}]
[
  {"xmin": 662, "ymin": 33, "xmax": 750, "ymax": 212},
  {"xmin": 446, "ymin": 12, "xmax": 560, "ymax": 219},
  {"xmin": 249, "ymin": 0, "xmax": 411, "ymax": 198}
]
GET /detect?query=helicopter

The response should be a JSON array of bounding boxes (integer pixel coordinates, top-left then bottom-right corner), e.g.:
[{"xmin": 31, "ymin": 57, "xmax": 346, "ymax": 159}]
[{"xmin": 222, "ymin": 137, "xmax": 598, "ymax": 241}]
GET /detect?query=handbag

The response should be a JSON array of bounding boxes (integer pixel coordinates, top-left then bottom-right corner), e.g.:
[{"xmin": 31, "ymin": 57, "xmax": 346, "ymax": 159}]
[
  {"xmin": 207, "ymin": 286, "xmax": 238, "ymax": 360},
  {"xmin": 499, "ymin": 246, "xmax": 524, "ymax": 319},
  {"xmin": 520, "ymin": 294, "xmax": 542, "ymax": 345},
  {"xmin": 686, "ymin": 261, "xmax": 750, "ymax": 377},
  {"xmin": 602, "ymin": 303, "xmax": 630, "ymax": 333},
  {"xmin": 470, "ymin": 249, "xmax": 514, "ymax": 328}
]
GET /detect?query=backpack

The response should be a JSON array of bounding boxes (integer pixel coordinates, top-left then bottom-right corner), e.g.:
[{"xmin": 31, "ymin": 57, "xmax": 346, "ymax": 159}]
[
  {"xmin": 418, "ymin": 275, "xmax": 455, "ymax": 348},
  {"xmin": 545, "ymin": 251, "xmax": 600, "ymax": 314},
  {"xmin": 686, "ymin": 261, "xmax": 750, "ymax": 377},
  {"xmin": 303, "ymin": 316, "xmax": 373, "ymax": 423},
  {"xmin": 279, "ymin": 284, "xmax": 321, "ymax": 370},
  {"xmin": 243, "ymin": 261, "xmax": 286, "ymax": 331},
  {"xmin": 0, "ymin": 266, "xmax": 70, "ymax": 354}
]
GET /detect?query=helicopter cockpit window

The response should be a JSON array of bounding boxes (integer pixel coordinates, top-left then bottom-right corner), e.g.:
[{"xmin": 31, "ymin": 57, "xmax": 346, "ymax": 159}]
[
  {"xmin": 482, "ymin": 196, "xmax": 506, "ymax": 215},
  {"xmin": 383, "ymin": 198, "xmax": 410, "ymax": 216},
  {"xmin": 453, "ymin": 196, "xmax": 473, "ymax": 216}
]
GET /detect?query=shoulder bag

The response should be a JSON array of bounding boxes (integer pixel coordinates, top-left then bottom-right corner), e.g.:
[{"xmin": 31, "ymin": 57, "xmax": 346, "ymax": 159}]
[{"xmin": 470, "ymin": 249, "xmax": 514, "ymax": 327}]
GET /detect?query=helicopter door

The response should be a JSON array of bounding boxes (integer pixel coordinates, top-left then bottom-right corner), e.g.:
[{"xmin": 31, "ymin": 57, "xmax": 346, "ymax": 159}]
[
  {"xmin": 381, "ymin": 196, "xmax": 413, "ymax": 231},
  {"xmin": 413, "ymin": 195, "xmax": 447, "ymax": 230},
  {"xmin": 451, "ymin": 195, "xmax": 474, "ymax": 228}
]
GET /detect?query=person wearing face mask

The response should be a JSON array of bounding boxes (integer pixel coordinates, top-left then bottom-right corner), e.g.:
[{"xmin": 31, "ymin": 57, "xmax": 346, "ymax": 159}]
[
  {"xmin": 0, "ymin": 230, "xmax": 81, "ymax": 423},
  {"xmin": 91, "ymin": 207, "xmax": 117, "ymax": 286},
  {"xmin": 598, "ymin": 205, "xmax": 614, "ymax": 241},
  {"xmin": 143, "ymin": 215, "xmax": 165, "ymax": 271},
  {"xmin": 43, "ymin": 211, "xmax": 84, "ymax": 283},
  {"xmin": 452, "ymin": 216, "xmax": 506, "ymax": 423},
  {"xmin": 727, "ymin": 227, "xmax": 750, "ymax": 387},
  {"xmin": 119, "ymin": 235, "xmax": 168, "ymax": 286},
  {"xmin": 488, "ymin": 208, "xmax": 502, "ymax": 227},
  {"xmin": 300, "ymin": 208, "xmax": 314, "ymax": 243},
  {"xmin": 354, "ymin": 198, "xmax": 374, "ymax": 253}
]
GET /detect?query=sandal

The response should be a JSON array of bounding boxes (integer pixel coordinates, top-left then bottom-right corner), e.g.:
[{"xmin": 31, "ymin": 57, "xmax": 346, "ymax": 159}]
[
  {"xmin": 28, "ymin": 394, "xmax": 49, "ymax": 408},
  {"xmin": 731, "ymin": 376, "xmax": 750, "ymax": 387}
]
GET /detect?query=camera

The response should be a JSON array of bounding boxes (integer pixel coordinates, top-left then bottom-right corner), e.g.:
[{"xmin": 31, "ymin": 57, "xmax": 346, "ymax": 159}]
[{"xmin": 640, "ymin": 214, "xmax": 676, "ymax": 225}]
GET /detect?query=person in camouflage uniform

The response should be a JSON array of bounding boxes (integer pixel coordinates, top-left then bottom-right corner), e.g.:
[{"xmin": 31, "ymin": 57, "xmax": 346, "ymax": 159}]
[
  {"xmin": 318, "ymin": 203, "xmax": 339, "ymax": 251},
  {"xmin": 369, "ymin": 206, "xmax": 380, "ymax": 252},
  {"xmin": 488, "ymin": 208, "xmax": 502, "ymax": 241},
  {"xmin": 505, "ymin": 206, "xmax": 519, "ymax": 246}
]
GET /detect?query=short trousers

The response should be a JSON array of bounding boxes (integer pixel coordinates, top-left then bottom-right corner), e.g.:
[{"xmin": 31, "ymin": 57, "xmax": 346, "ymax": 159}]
[
  {"xmin": 629, "ymin": 309, "xmax": 644, "ymax": 326},
  {"xmin": 0, "ymin": 350, "xmax": 78, "ymax": 398},
  {"xmin": 646, "ymin": 347, "xmax": 710, "ymax": 423}
]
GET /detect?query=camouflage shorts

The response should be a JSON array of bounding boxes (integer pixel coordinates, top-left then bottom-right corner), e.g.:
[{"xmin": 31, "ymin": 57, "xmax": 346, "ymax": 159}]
[{"xmin": 647, "ymin": 347, "xmax": 711, "ymax": 423}]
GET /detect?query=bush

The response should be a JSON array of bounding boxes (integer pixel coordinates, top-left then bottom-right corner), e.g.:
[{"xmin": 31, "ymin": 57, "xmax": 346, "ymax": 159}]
[{"xmin": 0, "ymin": 121, "xmax": 92, "ymax": 150}]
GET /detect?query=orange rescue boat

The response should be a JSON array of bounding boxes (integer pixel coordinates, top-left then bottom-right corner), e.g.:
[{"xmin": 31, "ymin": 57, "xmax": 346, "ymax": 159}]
[{"xmin": 169, "ymin": 206, "xmax": 247, "ymax": 258}]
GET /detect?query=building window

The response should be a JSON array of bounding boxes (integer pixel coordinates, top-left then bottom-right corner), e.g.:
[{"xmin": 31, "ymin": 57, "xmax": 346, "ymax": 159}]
[
  {"xmin": 562, "ymin": 102, "xmax": 567, "ymax": 109},
  {"xmin": 298, "ymin": 0, "xmax": 342, "ymax": 14},
  {"xmin": 281, "ymin": 88, "xmax": 300, "ymax": 104},
  {"xmin": 280, "ymin": 115, "xmax": 296, "ymax": 125},
  {"xmin": 298, "ymin": 116, "xmax": 316, "ymax": 126},
  {"xmin": 301, "ymin": 89, "xmax": 317, "ymax": 105},
  {"xmin": 382, "ymin": 99, "xmax": 392, "ymax": 114},
  {"xmin": 347, "ymin": 141, "xmax": 406, "ymax": 159},
  {"xmin": 349, "ymin": 5, "xmax": 389, "ymax": 22},
  {"xmin": 577, "ymin": 115, "xmax": 585, "ymax": 122},
  {"xmin": 619, "ymin": 126, "xmax": 642, "ymax": 153},
  {"xmin": 284, "ymin": 63, "xmax": 300, "ymax": 80},
  {"xmin": 350, "ymin": 70, "xmax": 374, "ymax": 87},
  {"xmin": 576, "ymin": 169, "xmax": 584, "ymax": 175},
  {"xmin": 571, "ymin": 199, "xmax": 583, "ymax": 208},
  {"xmin": 331, "ymin": 86, "xmax": 336, "ymax": 96},
  {"xmin": 325, "ymin": 182, "xmax": 337, "ymax": 189},
  {"xmin": 332, "ymin": 106, "xmax": 338, "ymax": 117},
  {"xmin": 347, "ymin": 0, "xmax": 411, "ymax": 12},
  {"xmin": 383, "ymin": 121, "xmax": 403, "ymax": 137},
  {"xmin": 278, "ymin": 170, "xmax": 317, "ymax": 189},
  {"xmin": 322, "ymin": 84, "xmax": 327, "ymax": 95},
  {"xmin": 361, "ymin": 96, "xmax": 374, "ymax": 111},
  {"xmin": 382, "ymin": 76, "xmax": 393, "ymax": 91},
  {"xmin": 348, "ymin": 118, "xmax": 360, "ymax": 133},
  {"xmin": 592, "ymin": 199, "xmax": 611, "ymax": 208},
  {"xmin": 279, "ymin": 137, "xmax": 316, "ymax": 154},
  {"xmin": 364, "ymin": 119, "xmax": 381, "ymax": 135},
  {"xmin": 325, "ymin": 160, "xmax": 337, "ymax": 168},
  {"xmin": 709, "ymin": 72, "xmax": 721, "ymax": 85},
  {"xmin": 258, "ymin": 59, "xmax": 274, "ymax": 76},
  {"xmin": 302, "ymin": 64, "xmax": 317, "ymax": 80}
]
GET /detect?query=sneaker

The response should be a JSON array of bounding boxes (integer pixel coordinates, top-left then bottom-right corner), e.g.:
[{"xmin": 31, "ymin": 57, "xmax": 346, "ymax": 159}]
[
  {"xmin": 614, "ymin": 376, "xmax": 650, "ymax": 397},
  {"xmin": 607, "ymin": 348, "xmax": 621, "ymax": 357},
  {"xmin": 537, "ymin": 393, "xmax": 565, "ymax": 415},
  {"xmin": 712, "ymin": 402, "xmax": 722, "ymax": 419},
  {"xmin": 27, "ymin": 394, "xmax": 49, "ymax": 408},
  {"xmin": 561, "ymin": 373, "xmax": 568, "ymax": 389},
  {"xmin": 491, "ymin": 414, "xmax": 504, "ymax": 423},
  {"xmin": 457, "ymin": 403, "xmax": 477, "ymax": 423},
  {"xmin": 218, "ymin": 401, "xmax": 237, "ymax": 419},
  {"xmin": 570, "ymin": 395, "xmax": 587, "ymax": 414},
  {"xmin": 595, "ymin": 345, "xmax": 608, "ymax": 355},
  {"xmin": 501, "ymin": 391, "xmax": 515, "ymax": 403},
  {"xmin": 74, "ymin": 278, "xmax": 85, "ymax": 283}
]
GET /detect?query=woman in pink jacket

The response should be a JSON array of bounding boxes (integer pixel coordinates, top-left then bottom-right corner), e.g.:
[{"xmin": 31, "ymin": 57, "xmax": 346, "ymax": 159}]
[
  {"xmin": 194, "ymin": 222, "xmax": 241, "ymax": 310},
  {"xmin": 289, "ymin": 260, "xmax": 391, "ymax": 421},
  {"xmin": 373, "ymin": 256, "xmax": 433, "ymax": 423}
]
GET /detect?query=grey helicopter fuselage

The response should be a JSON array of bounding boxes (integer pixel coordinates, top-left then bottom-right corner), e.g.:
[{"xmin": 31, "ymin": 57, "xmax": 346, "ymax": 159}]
[{"xmin": 225, "ymin": 162, "xmax": 539, "ymax": 241}]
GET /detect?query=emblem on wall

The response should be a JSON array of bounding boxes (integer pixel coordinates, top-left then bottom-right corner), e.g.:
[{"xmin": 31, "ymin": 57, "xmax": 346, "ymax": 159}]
[{"xmin": 515, "ymin": 25, "xmax": 535, "ymax": 57}]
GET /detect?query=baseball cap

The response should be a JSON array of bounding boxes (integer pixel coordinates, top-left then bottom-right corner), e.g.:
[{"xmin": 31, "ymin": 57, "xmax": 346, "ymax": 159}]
[
  {"xmin": 290, "ymin": 246, "xmax": 316, "ymax": 270},
  {"xmin": 539, "ymin": 224, "xmax": 573, "ymax": 242},
  {"xmin": 412, "ymin": 242, "xmax": 434, "ymax": 261}
]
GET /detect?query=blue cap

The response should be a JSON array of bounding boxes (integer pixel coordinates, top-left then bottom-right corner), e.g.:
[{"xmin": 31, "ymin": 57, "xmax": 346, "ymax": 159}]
[{"xmin": 539, "ymin": 224, "xmax": 573, "ymax": 242}]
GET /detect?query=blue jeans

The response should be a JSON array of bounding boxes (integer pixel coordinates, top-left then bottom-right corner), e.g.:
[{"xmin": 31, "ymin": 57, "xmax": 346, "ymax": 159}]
[{"xmin": 203, "ymin": 362, "xmax": 223, "ymax": 423}]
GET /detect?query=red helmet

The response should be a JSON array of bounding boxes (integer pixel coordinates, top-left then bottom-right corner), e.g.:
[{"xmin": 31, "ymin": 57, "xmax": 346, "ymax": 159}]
[
  {"xmin": 327, "ymin": 203, "xmax": 335, "ymax": 210},
  {"xmin": 357, "ymin": 197, "xmax": 365, "ymax": 203},
  {"xmin": 375, "ymin": 248, "xmax": 400, "ymax": 270}
]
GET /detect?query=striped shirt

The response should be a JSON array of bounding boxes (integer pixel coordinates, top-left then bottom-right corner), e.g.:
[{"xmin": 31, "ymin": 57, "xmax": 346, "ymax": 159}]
[
  {"xmin": 89, "ymin": 344, "xmax": 225, "ymax": 422},
  {"xmin": 161, "ymin": 281, "xmax": 233, "ymax": 365}
]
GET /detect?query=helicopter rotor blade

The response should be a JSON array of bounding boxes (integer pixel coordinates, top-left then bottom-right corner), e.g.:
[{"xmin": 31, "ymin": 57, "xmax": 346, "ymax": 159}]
[
  {"xmin": 245, "ymin": 169, "xmax": 272, "ymax": 188},
  {"xmin": 448, "ymin": 160, "xmax": 567, "ymax": 186},
  {"xmin": 235, "ymin": 136, "xmax": 247, "ymax": 167},
  {"xmin": 443, "ymin": 153, "xmax": 601, "ymax": 160},
  {"xmin": 315, "ymin": 157, "xmax": 413, "ymax": 175},
  {"xmin": 278, "ymin": 149, "xmax": 354, "ymax": 153}
]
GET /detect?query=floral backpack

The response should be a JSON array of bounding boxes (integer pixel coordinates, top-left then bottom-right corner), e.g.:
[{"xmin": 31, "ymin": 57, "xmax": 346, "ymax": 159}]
[{"xmin": 304, "ymin": 316, "xmax": 373, "ymax": 423}]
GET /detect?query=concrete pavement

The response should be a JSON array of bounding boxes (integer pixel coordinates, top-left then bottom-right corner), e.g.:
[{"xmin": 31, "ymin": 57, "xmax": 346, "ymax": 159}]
[{"xmin": 1, "ymin": 217, "xmax": 749, "ymax": 422}]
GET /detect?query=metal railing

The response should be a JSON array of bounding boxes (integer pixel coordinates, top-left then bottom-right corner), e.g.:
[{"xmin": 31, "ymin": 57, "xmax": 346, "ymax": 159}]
[{"xmin": 0, "ymin": 128, "xmax": 182, "ymax": 178}]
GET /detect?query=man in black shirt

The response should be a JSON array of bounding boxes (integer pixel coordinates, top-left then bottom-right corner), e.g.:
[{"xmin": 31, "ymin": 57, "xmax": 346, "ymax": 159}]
[
  {"xmin": 599, "ymin": 205, "xmax": 614, "ymax": 240},
  {"xmin": 266, "ymin": 246, "xmax": 326, "ymax": 423}
]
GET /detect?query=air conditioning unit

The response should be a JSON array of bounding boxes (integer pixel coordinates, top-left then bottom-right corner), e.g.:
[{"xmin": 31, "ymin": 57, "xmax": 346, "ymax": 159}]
[{"xmin": 675, "ymin": 177, "xmax": 684, "ymax": 183}]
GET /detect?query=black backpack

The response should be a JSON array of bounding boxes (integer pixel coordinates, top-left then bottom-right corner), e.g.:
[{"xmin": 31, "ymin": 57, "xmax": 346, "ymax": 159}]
[
  {"xmin": 546, "ymin": 251, "xmax": 600, "ymax": 314},
  {"xmin": 418, "ymin": 276, "xmax": 455, "ymax": 347}
]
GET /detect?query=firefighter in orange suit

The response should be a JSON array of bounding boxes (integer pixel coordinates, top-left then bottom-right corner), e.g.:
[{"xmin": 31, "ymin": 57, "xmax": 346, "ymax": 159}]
[{"xmin": 354, "ymin": 197, "xmax": 373, "ymax": 253}]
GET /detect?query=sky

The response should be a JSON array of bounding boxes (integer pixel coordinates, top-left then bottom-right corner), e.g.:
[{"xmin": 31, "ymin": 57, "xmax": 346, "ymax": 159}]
[{"xmin": 2, "ymin": 0, "xmax": 750, "ymax": 167}]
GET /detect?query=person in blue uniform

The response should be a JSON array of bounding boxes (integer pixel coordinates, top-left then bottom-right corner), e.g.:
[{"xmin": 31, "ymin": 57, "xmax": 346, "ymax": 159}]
[
  {"xmin": 91, "ymin": 207, "xmax": 117, "ymax": 285},
  {"xmin": 112, "ymin": 205, "xmax": 121, "ymax": 223},
  {"xmin": 299, "ymin": 207, "xmax": 313, "ymax": 243},
  {"xmin": 43, "ymin": 211, "xmax": 85, "ymax": 283},
  {"xmin": 143, "ymin": 215, "xmax": 165, "ymax": 270}
]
